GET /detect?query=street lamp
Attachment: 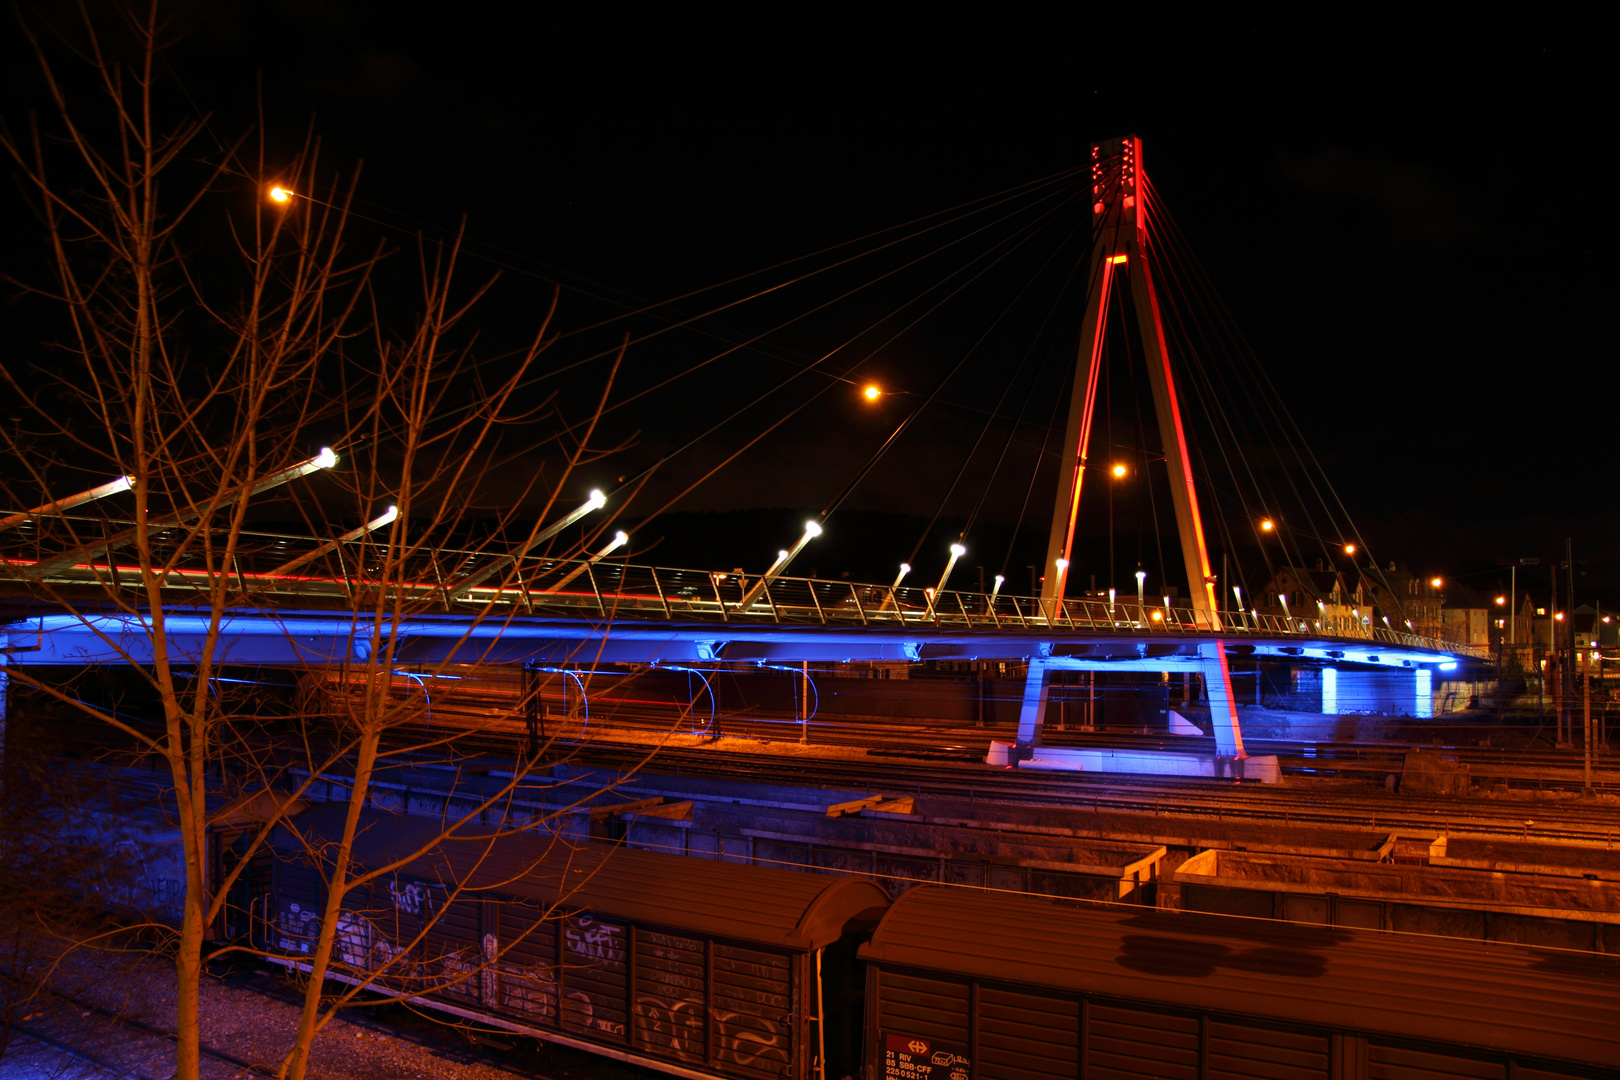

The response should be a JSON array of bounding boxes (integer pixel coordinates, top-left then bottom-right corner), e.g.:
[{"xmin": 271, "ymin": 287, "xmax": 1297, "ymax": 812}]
[
  {"xmin": 935, "ymin": 543, "xmax": 967, "ymax": 598},
  {"xmin": 740, "ymin": 520, "xmax": 823, "ymax": 608},
  {"xmin": 1135, "ymin": 568, "xmax": 1147, "ymax": 622},
  {"xmin": 545, "ymin": 530, "xmax": 629, "ymax": 594}
]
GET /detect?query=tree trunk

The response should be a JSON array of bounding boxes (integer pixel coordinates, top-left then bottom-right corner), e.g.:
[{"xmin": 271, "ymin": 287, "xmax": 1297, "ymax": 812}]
[{"xmin": 279, "ymin": 729, "xmax": 381, "ymax": 1080}]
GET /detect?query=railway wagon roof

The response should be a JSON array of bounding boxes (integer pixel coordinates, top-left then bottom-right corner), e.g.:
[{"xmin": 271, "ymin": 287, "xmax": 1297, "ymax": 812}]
[
  {"xmin": 275, "ymin": 804, "xmax": 889, "ymax": 951},
  {"xmin": 859, "ymin": 885, "xmax": 1620, "ymax": 1069}
]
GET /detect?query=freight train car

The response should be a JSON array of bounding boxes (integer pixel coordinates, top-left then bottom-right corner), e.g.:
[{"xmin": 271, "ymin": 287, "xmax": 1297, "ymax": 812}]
[
  {"xmin": 265, "ymin": 806, "xmax": 1620, "ymax": 1080},
  {"xmin": 267, "ymin": 804, "xmax": 888, "ymax": 1080},
  {"xmin": 859, "ymin": 885, "xmax": 1617, "ymax": 1079}
]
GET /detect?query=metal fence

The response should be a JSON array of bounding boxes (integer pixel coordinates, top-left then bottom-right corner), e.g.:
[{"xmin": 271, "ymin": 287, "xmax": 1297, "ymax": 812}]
[{"xmin": 4, "ymin": 520, "xmax": 1482, "ymax": 657}]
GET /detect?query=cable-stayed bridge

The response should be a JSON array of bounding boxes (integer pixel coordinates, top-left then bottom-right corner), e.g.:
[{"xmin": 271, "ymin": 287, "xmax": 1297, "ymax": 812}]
[{"xmin": 0, "ymin": 136, "xmax": 1477, "ymax": 780}]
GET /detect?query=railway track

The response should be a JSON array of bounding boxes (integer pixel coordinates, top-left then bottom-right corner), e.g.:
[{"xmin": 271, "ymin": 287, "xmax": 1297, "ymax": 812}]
[
  {"xmin": 419, "ymin": 691, "xmax": 1619, "ymax": 790},
  {"xmin": 366, "ymin": 708, "xmax": 1620, "ymax": 846},
  {"xmin": 546, "ymin": 742, "xmax": 1620, "ymax": 844}
]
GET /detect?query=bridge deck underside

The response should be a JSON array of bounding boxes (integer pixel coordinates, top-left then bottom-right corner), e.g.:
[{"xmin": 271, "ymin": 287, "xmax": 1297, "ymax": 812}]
[{"xmin": 4, "ymin": 604, "xmax": 1464, "ymax": 670}]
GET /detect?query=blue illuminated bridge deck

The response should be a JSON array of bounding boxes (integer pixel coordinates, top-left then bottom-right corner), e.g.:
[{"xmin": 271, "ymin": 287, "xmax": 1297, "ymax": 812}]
[{"xmin": 4, "ymin": 546, "xmax": 1479, "ymax": 671}]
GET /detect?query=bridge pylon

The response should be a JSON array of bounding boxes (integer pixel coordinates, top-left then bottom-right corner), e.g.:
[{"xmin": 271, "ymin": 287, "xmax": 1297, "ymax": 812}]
[{"xmin": 1015, "ymin": 135, "xmax": 1246, "ymax": 761}]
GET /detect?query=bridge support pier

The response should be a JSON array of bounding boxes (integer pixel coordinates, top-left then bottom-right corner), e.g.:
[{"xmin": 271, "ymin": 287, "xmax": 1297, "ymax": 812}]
[
  {"xmin": 1010, "ymin": 644, "xmax": 1247, "ymax": 763},
  {"xmin": 1012, "ymin": 656, "xmax": 1052, "ymax": 759},
  {"xmin": 1199, "ymin": 642, "xmax": 1246, "ymax": 759}
]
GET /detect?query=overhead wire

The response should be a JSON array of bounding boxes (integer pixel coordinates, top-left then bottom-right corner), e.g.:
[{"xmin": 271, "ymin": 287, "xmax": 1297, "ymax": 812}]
[
  {"xmin": 1144, "ymin": 195, "xmax": 1311, "ymax": 588},
  {"xmin": 991, "ymin": 176, "xmax": 1125, "ymax": 586},
  {"xmin": 960, "ymin": 234, "xmax": 1094, "ymax": 545},
  {"xmin": 820, "ymin": 187, "xmax": 1095, "ymax": 530},
  {"xmin": 618, "ymin": 179, "xmax": 1092, "ymax": 529},
  {"xmin": 901, "ymin": 211, "xmax": 1097, "ymax": 564},
  {"xmin": 1144, "ymin": 176, "xmax": 1406, "ymax": 621}
]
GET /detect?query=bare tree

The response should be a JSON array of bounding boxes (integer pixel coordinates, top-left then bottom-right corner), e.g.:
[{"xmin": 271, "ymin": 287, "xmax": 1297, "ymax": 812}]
[{"xmin": 0, "ymin": 6, "xmax": 658, "ymax": 1079}]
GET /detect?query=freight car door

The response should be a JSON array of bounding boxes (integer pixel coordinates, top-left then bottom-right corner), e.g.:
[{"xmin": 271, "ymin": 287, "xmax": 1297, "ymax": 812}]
[{"xmin": 712, "ymin": 942, "xmax": 795, "ymax": 1080}]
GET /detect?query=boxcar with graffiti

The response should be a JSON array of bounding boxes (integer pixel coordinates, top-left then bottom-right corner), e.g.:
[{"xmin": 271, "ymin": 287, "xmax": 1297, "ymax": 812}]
[{"xmin": 267, "ymin": 805, "xmax": 888, "ymax": 1080}]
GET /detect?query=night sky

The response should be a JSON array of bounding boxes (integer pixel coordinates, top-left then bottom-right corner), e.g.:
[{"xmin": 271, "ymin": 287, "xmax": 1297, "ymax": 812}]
[{"xmin": 3, "ymin": 5, "xmax": 1611, "ymax": 602}]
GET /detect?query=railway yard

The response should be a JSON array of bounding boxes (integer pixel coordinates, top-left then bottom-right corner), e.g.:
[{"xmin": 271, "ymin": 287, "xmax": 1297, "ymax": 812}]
[{"xmin": 8, "ymin": 689, "xmax": 1620, "ymax": 1079}]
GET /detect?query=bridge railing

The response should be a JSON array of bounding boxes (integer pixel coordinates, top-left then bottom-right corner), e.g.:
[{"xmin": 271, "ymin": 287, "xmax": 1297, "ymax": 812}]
[
  {"xmin": 4, "ymin": 520, "xmax": 1480, "ymax": 657},
  {"xmin": 459, "ymin": 561, "xmax": 1471, "ymax": 655}
]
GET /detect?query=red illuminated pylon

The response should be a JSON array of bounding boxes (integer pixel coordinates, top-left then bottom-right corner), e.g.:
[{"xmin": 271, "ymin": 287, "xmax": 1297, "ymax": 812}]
[
  {"xmin": 1034, "ymin": 135, "xmax": 1244, "ymax": 758},
  {"xmin": 1042, "ymin": 136, "xmax": 1219, "ymax": 628}
]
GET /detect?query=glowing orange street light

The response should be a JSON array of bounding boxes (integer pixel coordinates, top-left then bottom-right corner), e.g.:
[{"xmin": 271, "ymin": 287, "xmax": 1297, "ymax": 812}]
[
  {"xmin": 1555, "ymin": 612, "xmax": 1566, "ymax": 622},
  {"xmin": 1495, "ymin": 596, "xmax": 1507, "ymax": 606},
  {"xmin": 1111, "ymin": 463, "xmax": 1127, "ymax": 478},
  {"xmin": 862, "ymin": 385, "xmax": 881, "ymax": 402},
  {"xmin": 1259, "ymin": 519, "xmax": 1275, "ymax": 533},
  {"xmin": 1343, "ymin": 543, "xmax": 1357, "ymax": 555},
  {"xmin": 268, "ymin": 185, "xmax": 292, "ymax": 203}
]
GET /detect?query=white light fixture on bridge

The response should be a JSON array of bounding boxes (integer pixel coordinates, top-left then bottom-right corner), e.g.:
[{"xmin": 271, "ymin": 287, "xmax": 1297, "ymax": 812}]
[
  {"xmin": 245, "ymin": 447, "xmax": 340, "ymax": 500},
  {"xmin": 938, "ymin": 543, "xmax": 967, "ymax": 592},
  {"xmin": 1135, "ymin": 568, "xmax": 1147, "ymax": 614},
  {"xmin": 267, "ymin": 504, "xmax": 398, "ymax": 578},
  {"xmin": 991, "ymin": 574, "xmax": 1005, "ymax": 601},
  {"xmin": 27, "ymin": 448, "xmax": 344, "ymax": 576},
  {"xmin": 455, "ymin": 488, "xmax": 608, "ymax": 594},
  {"xmin": 893, "ymin": 562, "xmax": 912, "ymax": 588},
  {"xmin": 546, "ymin": 529, "xmax": 630, "ymax": 594},
  {"xmin": 0, "ymin": 474, "xmax": 135, "ymax": 534},
  {"xmin": 928, "ymin": 543, "xmax": 967, "ymax": 617},
  {"xmin": 739, "ymin": 520, "xmax": 824, "ymax": 609}
]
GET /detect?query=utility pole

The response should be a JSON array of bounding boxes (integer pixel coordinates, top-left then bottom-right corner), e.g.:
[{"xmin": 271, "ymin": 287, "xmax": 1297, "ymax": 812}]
[
  {"xmin": 1551, "ymin": 564, "xmax": 1564, "ymax": 746},
  {"xmin": 800, "ymin": 661, "xmax": 810, "ymax": 745},
  {"xmin": 1584, "ymin": 649, "xmax": 1594, "ymax": 796},
  {"xmin": 1566, "ymin": 538, "xmax": 1577, "ymax": 752}
]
